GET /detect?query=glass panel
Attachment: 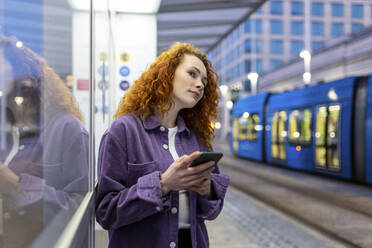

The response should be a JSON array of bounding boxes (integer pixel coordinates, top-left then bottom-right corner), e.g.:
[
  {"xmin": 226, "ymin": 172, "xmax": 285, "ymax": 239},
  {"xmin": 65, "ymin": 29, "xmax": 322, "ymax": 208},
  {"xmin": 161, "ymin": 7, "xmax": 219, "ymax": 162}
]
[
  {"xmin": 315, "ymin": 106, "xmax": 327, "ymax": 167},
  {"xmin": 0, "ymin": 0, "xmax": 90, "ymax": 246},
  {"xmin": 289, "ymin": 109, "xmax": 312, "ymax": 144},
  {"xmin": 233, "ymin": 118, "xmax": 239, "ymax": 152},
  {"xmin": 278, "ymin": 111, "xmax": 287, "ymax": 160},
  {"xmin": 238, "ymin": 115, "xmax": 248, "ymax": 140},
  {"xmin": 327, "ymin": 105, "xmax": 341, "ymax": 169},
  {"xmin": 271, "ymin": 113, "xmax": 279, "ymax": 159},
  {"xmin": 247, "ymin": 113, "xmax": 260, "ymax": 141}
]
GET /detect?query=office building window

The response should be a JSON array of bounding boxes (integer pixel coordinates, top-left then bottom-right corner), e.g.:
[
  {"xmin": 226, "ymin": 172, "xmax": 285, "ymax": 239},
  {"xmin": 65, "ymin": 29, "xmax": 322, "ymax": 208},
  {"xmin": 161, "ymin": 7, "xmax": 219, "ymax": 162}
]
[
  {"xmin": 332, "ymin": 22, "xmax": 344, "ymax": 37},
  {"xmin": 270, "ymin": 39, "xmax": 283, "ymax": 54},
  {"xmin": 312, "ymin": 41, "xmax": 324, "ymax": 50},
  {"xmin": 352, "ymin": 4, "xmax": 363, "ymax": 18},
  {"xmin": 312, "ymin": 22, "xmax": 324, "ymax": 36},
  {"xmin": 244, "ymin": 19, "xmax": 262, "ymax": 34},
  {"xmin": 312, "ymin": 2, "xmax": 324, "ymax": 16},
  {"xmin": 351, "ymin": 23, "xmax": 364, "ymax": 33},
  {"xmin": 270, "ymin": 59, "xmax": 283, "ymax": 69},
  {"xmin": 256, "ymin": 7, "xmax": 263, "ymax": 14},
  {"xmin": 291, "ymin": 1, "xmax": 304, "ymax": 15},
  {"xmin": 270, "ymin": 20, "xmax": 283, "ymax": 34},
  {"xmin": 332, "ymin": 3, "xmax": 343, "ymax": 17},
  {"xmin": 271, "ymin": 1, "xmax": 283, "ymax": 15},
  {"xmin": 245, "ymin": 59, "xmax": 262, "ymax": 73},
  {"xmin": 245, "ymin": 39, "xmax": 263, "ymax": 54},
  {"xmin": 291, "ymin": 21, "xmax": 304, "ymax": 35},
  {"xmin": 291, "ymin": 40, "xmax": 304, "ymax": 55}
]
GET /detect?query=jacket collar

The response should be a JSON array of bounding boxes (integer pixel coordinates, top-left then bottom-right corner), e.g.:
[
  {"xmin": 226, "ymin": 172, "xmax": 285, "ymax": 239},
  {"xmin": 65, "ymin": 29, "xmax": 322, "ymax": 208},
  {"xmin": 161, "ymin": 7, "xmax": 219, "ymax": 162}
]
[{"xmin": 142, "ymin": 113, "xmax": 190, "ymax": 136}]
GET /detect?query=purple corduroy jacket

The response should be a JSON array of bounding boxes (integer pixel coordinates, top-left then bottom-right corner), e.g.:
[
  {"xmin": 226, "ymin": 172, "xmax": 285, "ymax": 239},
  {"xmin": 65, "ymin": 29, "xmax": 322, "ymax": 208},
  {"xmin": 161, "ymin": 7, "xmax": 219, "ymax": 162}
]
[{"xmin": 95, "ymin": 113, "xmax": 230, "ymax": 248}]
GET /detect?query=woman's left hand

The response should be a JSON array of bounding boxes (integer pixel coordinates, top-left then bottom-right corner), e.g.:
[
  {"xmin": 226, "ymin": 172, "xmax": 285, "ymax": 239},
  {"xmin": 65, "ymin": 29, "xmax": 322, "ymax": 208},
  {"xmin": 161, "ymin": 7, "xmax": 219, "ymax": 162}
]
[
  {"xmin": 188, "ymin": 171, "xmax": 213, "ymax": 197},
  {"xmin": 0, "ymin": 162, "xmax": 20, "ymax": 195}
]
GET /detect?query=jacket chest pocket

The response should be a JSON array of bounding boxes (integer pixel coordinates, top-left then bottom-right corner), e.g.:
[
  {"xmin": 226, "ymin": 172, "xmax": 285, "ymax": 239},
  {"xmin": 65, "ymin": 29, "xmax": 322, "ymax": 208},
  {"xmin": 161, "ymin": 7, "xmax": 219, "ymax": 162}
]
[{"xmin": 126, "ymin": 160, "xmax": 159, "ymax": 186}]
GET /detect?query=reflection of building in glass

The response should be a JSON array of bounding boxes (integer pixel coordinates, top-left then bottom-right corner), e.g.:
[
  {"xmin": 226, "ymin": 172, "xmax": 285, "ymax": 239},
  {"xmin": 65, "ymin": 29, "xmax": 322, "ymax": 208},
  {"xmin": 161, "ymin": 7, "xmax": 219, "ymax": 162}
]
[{"xmin": 208, "ymin": 0, "xmax": 372, "ymax": 86}]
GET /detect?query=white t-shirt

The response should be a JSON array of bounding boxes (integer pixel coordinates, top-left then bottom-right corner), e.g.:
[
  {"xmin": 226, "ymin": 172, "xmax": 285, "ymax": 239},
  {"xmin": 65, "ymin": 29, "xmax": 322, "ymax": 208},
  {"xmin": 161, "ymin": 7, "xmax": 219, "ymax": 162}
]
[{"xmin": 168, "ymin": 126, "xmax": 190, "ymax": 229}]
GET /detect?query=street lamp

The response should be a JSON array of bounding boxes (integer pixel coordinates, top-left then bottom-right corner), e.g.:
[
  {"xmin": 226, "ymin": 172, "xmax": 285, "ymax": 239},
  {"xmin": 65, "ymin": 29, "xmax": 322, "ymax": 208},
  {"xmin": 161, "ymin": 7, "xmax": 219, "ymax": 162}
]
[
  {"xmin": 247, "ymin": 72, "xmax": 259, "ymax": 94},
  {"xmin": 299, "ymin": 50, "xmax": 311, "ymax": 85}
]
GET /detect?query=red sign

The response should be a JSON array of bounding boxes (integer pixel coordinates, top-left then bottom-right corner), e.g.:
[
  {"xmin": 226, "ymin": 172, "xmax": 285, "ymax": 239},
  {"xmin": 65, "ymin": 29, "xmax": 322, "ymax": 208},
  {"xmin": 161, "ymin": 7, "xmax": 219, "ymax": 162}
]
[{"xmin": 77, "ymin": 79, "xmax": 89, "ymax": 91}]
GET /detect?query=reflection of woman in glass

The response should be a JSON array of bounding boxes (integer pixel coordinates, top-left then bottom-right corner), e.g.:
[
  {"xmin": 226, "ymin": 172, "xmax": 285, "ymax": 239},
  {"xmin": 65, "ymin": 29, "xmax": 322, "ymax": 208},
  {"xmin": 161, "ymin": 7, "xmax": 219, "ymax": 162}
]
[
  {"xmin": 96, "ymin": 42, "xmax": 230, "ymax": 248},
  {"xmin": 0, "ymin": 37, "xmax": 88, "ymax": 248}
]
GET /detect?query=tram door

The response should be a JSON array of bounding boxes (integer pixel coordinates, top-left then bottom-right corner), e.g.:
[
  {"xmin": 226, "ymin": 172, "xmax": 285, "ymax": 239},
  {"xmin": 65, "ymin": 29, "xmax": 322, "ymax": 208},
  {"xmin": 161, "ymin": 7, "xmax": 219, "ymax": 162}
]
[
  {"xmin": 271, "ymin": 111, "xmax": 287, "ymax": 161},
  {"xmin": 232, "ymin": 117, "xmax": 239, "ymax": 153},
  {"xmin": 315, "ymin": 105, "xmax": 341, "ymax": 171}
]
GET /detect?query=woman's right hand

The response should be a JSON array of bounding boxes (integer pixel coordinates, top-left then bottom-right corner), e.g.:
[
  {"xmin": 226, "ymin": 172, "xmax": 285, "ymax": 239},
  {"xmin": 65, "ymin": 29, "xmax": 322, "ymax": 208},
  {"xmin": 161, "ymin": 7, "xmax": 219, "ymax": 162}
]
[{"xmin": 160, "ymin": 151, "xmax": 215, "ymax": 195}]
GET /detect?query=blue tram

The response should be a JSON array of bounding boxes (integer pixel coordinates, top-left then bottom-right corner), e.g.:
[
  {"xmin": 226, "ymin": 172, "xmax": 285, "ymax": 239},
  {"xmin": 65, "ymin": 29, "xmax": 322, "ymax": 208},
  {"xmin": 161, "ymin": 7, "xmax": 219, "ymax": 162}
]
[{"xmin": 230, "ymin": 75, "xmax": 372, "ymax": 184}]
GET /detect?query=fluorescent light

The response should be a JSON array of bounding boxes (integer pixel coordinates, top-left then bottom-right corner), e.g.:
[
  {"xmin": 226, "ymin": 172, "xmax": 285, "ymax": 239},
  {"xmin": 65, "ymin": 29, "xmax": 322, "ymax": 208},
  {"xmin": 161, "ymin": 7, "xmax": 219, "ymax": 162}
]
[{"xmin": 68, "ymin": 0, "xmax": 161, "ymax": 14}]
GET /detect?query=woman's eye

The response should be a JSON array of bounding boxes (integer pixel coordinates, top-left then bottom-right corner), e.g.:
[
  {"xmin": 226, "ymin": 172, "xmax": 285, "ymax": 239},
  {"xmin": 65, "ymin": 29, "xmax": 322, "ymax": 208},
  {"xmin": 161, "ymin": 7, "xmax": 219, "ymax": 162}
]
[{"xmin": 188, "ymin": 71, "xmax": 196, "ymax": 77}]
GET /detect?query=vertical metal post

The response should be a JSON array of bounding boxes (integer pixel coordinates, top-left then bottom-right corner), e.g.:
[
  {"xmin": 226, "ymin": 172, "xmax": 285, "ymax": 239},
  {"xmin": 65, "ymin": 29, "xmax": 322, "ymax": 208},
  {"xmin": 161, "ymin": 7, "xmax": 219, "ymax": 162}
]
[{"xmin": 89, "ymin": 0, "xmax": 95, "ymax": 247}]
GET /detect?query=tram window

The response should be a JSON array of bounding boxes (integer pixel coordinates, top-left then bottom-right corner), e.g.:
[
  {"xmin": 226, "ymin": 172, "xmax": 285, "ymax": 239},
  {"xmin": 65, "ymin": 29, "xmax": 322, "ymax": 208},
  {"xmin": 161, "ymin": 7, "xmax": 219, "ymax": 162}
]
[
  {"xmin": 233, "ymin": 117, "xmax": 239, "ymax": 140},
  {"xmin": 271, "ymin": 111, "xmax": 287, "ymax": 160},
  {"xmin": 238, "ymin": 115, "xmax": 248, "ymax": 139},
  {"xmin": 315, "ymin": 106, "xmax": 327, "ymax": 167},
  {"xmin": 327, "ymin": 105, "xmax": 340, "ymax": 169},
  {"xmin": 247, "ymin": 113, "xmax": 260, "ymax": 141},
  {"xmin": 289, "ymin": 108, "xmax": 312, "ymax": 145},
  {"xmin": 272, "ymin": 113, "xmax": 279, "ymax": 159}
]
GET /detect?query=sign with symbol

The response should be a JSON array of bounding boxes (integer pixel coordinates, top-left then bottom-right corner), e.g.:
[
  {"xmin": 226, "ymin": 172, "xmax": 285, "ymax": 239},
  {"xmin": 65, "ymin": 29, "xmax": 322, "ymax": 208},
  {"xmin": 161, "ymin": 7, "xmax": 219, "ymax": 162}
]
[
  {"xmin": 98, "ymin": 52, "xmax": 108, "ymax": 62},
  {"xmin": 98, "ymin": 80, "xmax": 108, "ymax": 91},
  {"xmin": 120, "ymin": 52, "xmax": 130, "ymax": 62},
  {"xmin": 119, "ymin": 80, "xmax": 130, "ymax": 91},
  {"xmin": 119, "ymin": 66, "xmax": 130, "ymax": 77},
  {"xmin": 98, "ymin": 65, "xmax": 109, "ymax": 76}
]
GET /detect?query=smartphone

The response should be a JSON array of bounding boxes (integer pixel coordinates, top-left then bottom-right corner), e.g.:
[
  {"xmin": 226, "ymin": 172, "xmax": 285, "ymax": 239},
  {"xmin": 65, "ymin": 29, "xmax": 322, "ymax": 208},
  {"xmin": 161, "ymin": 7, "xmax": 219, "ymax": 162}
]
[{"xmin": 189, "ymin": 152, "xmax": 223, "ymax": 167}]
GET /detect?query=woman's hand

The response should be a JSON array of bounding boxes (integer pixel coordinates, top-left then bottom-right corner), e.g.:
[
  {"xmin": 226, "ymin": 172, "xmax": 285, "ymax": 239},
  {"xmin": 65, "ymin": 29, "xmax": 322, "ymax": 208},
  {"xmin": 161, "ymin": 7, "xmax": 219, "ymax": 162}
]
[
  {"xmin": 0, "ymin": 162, "xmax": 20, "ymax": 196},
  {"xmin": 160, "ymin": 151, "xmax": 215, "ymax": 195}
]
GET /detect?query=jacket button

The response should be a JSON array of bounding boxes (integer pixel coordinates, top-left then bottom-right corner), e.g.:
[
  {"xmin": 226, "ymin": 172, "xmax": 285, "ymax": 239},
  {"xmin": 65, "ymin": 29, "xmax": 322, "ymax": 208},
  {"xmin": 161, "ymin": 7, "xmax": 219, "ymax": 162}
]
[
  {"xmin": 171, "ymin": 207, "xmax": 178, "ymax": 214},
  {"xmin": 160, "ymin": 126, "xmax": 165, "ymax": 132},
  {"xmin": 163, "ymin": 144, "xmax": 168, "ymax": 150},
  {"xmin": 156, "ymin": 206, "xmax": 161, "ymax": 211},
  {"xmin": 169, "ymin": 241, "xmax": 176, "ymax": 248}
]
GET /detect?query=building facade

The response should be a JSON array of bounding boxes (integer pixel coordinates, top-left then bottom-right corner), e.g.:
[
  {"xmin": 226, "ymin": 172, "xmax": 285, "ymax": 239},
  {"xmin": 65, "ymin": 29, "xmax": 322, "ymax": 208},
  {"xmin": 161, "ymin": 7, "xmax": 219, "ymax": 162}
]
[{"xmin": 208, "ymin": 0, "xmax": 372, "ymax": 89}]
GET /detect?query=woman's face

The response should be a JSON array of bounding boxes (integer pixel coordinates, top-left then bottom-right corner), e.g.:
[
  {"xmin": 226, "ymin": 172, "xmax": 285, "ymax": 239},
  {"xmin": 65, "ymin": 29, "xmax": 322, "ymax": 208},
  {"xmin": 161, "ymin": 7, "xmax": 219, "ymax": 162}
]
[{"xmin": 171, "ymin": 54, "xmax": 208, "ymax": 110}]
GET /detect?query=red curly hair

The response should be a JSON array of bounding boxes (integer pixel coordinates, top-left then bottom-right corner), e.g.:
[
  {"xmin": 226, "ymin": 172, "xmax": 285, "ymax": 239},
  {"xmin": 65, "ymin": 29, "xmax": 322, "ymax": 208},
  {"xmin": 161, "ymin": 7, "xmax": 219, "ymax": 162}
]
[{"xmin": 114, "ymin": 42, "xmax": 220, "ymax": 150}]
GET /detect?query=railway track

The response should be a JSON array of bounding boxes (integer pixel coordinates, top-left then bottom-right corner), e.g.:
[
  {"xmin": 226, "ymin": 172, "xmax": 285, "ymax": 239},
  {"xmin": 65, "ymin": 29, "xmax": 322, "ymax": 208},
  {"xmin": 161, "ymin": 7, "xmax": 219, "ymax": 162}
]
[{"xmin": 214, "ymin": 145, "xmax": 372, "ymax": 248}]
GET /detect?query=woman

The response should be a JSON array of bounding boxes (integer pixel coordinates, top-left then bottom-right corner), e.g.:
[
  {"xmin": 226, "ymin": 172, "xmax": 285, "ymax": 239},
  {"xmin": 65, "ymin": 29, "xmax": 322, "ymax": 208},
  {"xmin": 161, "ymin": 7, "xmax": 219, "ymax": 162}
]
[
  {"xmin": 0, "ymin": 37, "xmax": 88, "ymax": 248},
  {"xmin": 96, "ymin": 42, "xmax": 229, "ymax": 248}
]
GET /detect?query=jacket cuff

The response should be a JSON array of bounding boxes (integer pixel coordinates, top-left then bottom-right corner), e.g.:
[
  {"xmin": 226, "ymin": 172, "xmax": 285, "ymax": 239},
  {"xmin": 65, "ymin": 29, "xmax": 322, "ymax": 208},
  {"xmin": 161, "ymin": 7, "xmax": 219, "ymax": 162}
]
[{"xmin": 137, "ymin": 171, "xmax": 170, "ymax": 210}]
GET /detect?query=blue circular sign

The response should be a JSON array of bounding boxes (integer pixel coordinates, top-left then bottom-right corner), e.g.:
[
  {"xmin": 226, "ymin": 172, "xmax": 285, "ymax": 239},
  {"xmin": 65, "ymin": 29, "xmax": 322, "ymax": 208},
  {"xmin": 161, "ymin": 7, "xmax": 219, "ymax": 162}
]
[
  {"xmin": 119, "ymin": 66, "xmax": 130, "ymax": 77},
  {"xmin": 98, "ymin": 65, "xmax": 109, "ymax": 76},
  {"xmin": 119, "ymin": 80, "xmax": 130, "ymax": 91}
]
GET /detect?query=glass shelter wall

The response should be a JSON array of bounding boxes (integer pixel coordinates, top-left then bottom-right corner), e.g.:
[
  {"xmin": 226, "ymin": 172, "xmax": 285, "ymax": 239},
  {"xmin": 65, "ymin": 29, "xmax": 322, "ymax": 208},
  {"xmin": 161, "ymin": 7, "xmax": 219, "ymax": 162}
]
[{"xmin": 0, "ymin": 0, "xmax": 95, "ymax": 247}]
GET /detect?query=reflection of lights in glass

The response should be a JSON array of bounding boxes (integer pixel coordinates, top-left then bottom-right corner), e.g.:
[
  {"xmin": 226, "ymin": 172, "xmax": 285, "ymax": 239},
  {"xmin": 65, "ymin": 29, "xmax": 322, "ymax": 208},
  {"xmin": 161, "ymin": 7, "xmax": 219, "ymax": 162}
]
[
  {"xmin": 255, "ymin": 125, "xmax": 263, "ymax": 131},
  {"xmin": 16, "ymin": 41, "xmax": 23, "ymax": 48},
  {"xmin": 315, "ymin": 132, "xmax": 321, "ymax": 138},
  {"xmin": 220, "ymin": 85, "xmax": 228, "ymax": 96},
  {"xmin": 215, "ymin": 122, "xmax": 221, "ymax": 129},
  {"xmin": 328, "ymin": 89, "xmax": 338, "ymax": 101},
  {"xmin": 239, "ymin": 117, "xmax": 247, "ymax": 124},
  {"xmin": 330, "ymin": 132, "xmax": 335, "ymax": 138},
  {"xmin": 319, "ymin": 107, "xmax": 326, "ymax": 112},
  {"xmin": 0, "ymin": 91, "xmax": 2, "ymax": 96},
  {"xmin": 296, "ymin": 145, "xmax": 302, "ymax": 151},
  {"xmin": 243, "ymin": 112, "xmax": 249, "ymax": 119},
  {"xmin": 293, "ymin": 132, "xmax": 300, "ymax": 138},
  {"xmin": 226, "ymin": 101, "xmax": 233, "ymax": 109},
  {"xmin": 329, "ymin": 105, "xmax": 340, "ymax": 111},
  {"xmin": 281, "ymin": 131, "xmax": 287, "ymax": 137},
  {"xmin": 14, "ymin": 97, "xmax": 24, "ymax": 105}
]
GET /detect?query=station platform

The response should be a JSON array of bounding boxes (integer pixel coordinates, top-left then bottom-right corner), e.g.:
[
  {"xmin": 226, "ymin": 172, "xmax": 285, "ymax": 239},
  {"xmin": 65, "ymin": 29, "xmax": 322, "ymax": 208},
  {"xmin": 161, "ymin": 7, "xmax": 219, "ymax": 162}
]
[{"xmin": 207, "ymin": 186, "xmax": 337, "ymax": 248}]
